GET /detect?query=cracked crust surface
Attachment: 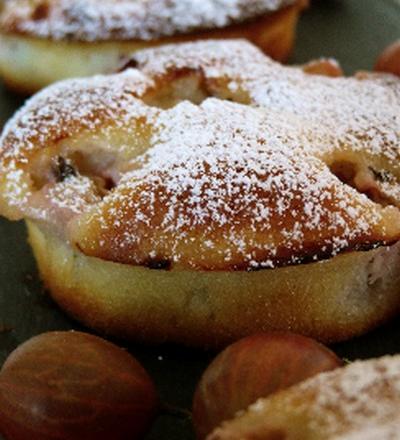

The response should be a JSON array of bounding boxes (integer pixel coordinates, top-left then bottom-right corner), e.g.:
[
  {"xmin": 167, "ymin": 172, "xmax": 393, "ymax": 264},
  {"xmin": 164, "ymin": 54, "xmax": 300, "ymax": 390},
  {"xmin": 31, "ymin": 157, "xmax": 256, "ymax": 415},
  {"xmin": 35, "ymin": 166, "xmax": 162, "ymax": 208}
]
[
  {"xmin": 2, "ymin": 40, "xmax": 400, "ymax": 345},
  {"xmin": 1, "ymin": 40, "xmax": 400, "ymax": 271}
]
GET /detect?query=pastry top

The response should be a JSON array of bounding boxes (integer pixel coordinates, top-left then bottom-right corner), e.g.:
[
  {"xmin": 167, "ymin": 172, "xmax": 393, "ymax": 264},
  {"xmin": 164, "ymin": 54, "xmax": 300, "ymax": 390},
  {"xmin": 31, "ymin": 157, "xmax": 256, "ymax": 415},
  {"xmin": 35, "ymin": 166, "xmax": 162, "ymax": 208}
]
[
  {"xmin": 1, "ymin": 40, "xmax": 400, "ymax": 270},
  {"xmin": 0, "ymin": 0, "xmax": 298, "ymax": 42},
  {"xmin": 209, "ymin": 355, "xmax": 400, "ymax": 439}
]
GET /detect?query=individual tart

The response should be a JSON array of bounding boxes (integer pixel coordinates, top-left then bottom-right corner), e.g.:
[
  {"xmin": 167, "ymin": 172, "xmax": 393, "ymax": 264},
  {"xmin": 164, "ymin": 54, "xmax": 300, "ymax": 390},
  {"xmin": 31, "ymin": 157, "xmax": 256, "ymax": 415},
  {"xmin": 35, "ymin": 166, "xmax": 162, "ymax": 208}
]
[
  {"xmin": 1, "ymin": 40, "xmax": 400, "ymax": 347},
  {"xmin": 0, "ymin": 0, "xmax": 307, "ymax": 93},
  {"xmin": 209, "ymin": 355, "xmax": 400, "ymax": 439}
]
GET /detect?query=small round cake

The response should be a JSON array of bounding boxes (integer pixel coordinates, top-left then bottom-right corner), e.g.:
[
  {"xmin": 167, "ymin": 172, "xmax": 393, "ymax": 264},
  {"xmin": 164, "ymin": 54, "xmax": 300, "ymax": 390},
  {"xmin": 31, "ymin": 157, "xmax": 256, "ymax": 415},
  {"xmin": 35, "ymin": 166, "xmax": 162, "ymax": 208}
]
[
  {"xmin": 1, "ymin": 40, "xmax": 400, "ymax": 347},
  {"xmin": 0, "ymin": 0, "xmax": 307, "ymax": 93}
]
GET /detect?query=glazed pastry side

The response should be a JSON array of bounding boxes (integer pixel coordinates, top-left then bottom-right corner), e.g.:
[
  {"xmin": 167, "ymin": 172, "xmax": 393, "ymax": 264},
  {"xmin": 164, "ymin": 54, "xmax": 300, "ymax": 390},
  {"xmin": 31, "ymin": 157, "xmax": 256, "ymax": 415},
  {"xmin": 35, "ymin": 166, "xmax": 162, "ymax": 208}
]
[
  {"xmin": 208, "ymin": 355, "xmax": 400, "ymax": 440},
  {"xmin": 1, "ymin": 40, "xmax": 400, "ymax": 346},
  {"xmin": 0, "ymin": 0, "xmax": 307, "ymax": 93}
]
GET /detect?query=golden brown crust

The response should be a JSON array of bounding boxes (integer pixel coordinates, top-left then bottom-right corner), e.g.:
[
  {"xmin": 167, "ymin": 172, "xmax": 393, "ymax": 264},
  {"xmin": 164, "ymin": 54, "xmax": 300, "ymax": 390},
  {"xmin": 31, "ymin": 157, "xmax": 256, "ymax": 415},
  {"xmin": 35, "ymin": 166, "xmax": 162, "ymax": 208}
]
[
  {"xmin": 27, "ymin": 221, "xmax": 400, "ymax": 346},
  {"xmin": 0, "ymin": 3, "xmax": 303, "ymax": 94},
  {"xmin": 1, "ymin": 40, "xmax": 399, "ymax": 345},
  {"xmin": 302, "ymin": 58, "xmax": 344, "ymax": 77},
  {"xmin": 1, "ymin": 41, "xmax": 400, "ymax": 270},
  {"xmin": 0, "ymin": 0, "xmax": 303, "ymax": 42}
]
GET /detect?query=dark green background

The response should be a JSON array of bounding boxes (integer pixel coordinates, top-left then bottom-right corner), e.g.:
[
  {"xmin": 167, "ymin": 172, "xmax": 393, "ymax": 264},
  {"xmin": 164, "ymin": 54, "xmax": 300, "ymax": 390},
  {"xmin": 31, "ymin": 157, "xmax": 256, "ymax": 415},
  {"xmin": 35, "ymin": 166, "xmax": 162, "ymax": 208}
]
[{"xmin": 0, "ymin": 1, "xmax": 399, "ymax": 438}]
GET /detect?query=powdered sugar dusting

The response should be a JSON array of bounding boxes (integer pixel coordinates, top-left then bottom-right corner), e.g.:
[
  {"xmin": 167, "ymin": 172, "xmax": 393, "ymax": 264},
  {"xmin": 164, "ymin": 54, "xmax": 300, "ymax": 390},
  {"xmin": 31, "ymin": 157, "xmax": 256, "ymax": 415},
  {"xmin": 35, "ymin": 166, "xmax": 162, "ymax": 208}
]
[
  {"xmin": 135, "ymin": 40, "xmax": 400, "ymax": 164},
  {"xmin": 0, "ymin": 0, "xmax": 296, "ymax": 41},
  {"xmin": 245, "ymin": 356, "xmax": 400, "ymax": 439},
  {"xmin": 333, "ymin": 421, "xmax": 400, "ymax": 440},
  {"xmin": 0, "ymin": 68, "xmax": 155, "ymax": 219},
  {"xmin": 80, "ymin": 98, "xmax": 387, "ymax": 269},
  {"xmin": 307, "ymin": 356, "xmax": 400, "ymax": 438},
  {"xmin": 1, "ymin": 68, "xmax": 153, "ymax": 161},
  {"xmin": 1, "ymin": 40, "xmax": 400, "ymax": 269}
]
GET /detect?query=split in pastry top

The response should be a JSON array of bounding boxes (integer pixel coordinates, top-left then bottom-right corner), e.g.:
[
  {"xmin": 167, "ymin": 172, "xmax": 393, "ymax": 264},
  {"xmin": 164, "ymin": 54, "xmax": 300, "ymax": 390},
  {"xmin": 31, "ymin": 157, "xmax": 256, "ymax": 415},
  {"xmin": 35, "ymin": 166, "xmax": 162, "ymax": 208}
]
[{"xmin": 1, "ymin": 40, "xmax": 400, "ymax": 271}]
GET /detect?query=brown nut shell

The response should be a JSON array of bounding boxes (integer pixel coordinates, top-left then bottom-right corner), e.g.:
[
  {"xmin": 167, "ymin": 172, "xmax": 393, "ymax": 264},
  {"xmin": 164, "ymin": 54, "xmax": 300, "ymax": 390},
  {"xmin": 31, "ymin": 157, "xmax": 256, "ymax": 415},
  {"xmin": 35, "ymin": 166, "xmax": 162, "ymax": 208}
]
[{"xmin": 0, "ymin": 331, "xmax": 158, "ymax": 440}]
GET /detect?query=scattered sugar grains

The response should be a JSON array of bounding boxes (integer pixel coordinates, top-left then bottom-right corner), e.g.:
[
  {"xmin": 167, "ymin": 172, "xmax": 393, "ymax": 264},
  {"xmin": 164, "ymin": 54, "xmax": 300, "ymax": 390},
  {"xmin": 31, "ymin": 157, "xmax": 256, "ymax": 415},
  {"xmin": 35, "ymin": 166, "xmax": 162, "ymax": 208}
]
[
  {"xmin": 248, "ymin": 356, "xmax": 400, "ymax": 438},
  {"xmin": 135, "ymin": 41, "xmax": 400, "ymax": 160},
  {"xmin": 0, "ymin": 69, "xmax": 154, "ymax": 219},
  {"xmin": 1, "ymin": 40, "xmax": 400, "ymax": 269},
  {"xmin": 0, "ymin": 0, "xmax": 296, "ymax": 41}
]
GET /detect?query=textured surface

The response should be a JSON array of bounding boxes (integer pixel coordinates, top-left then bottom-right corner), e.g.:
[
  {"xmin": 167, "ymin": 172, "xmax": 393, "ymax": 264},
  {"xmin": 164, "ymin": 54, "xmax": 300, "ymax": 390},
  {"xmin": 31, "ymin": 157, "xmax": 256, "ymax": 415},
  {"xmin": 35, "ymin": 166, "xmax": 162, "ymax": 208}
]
[
  {"xmin": 209, "ymin": 355, "xmax": 400, "ymax": 439},
  {"xmin": 0, "ymin": 0, "xmax": 297, "ymax": 41},
  {"xmin": 1, "ymin": 40, "xmax": 400, "ymax": 270},
  {"xmin": 0, "ymin": 1, "xmax": 399, "ymax": 439},
  {"xmin": 0, "ymin": 3, "xmax": 302, "ymax": 93}
]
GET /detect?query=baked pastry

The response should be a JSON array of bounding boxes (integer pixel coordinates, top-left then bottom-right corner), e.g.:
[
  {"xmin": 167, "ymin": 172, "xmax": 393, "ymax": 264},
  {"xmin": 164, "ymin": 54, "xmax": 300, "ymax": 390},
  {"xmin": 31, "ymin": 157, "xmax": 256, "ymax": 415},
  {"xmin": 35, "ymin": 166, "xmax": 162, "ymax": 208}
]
[
  {"xmin": 208, "ymin": 355, "xmax": 400, "ymax": 439},
  {"xmin": 1, "ymin": 40, "xmax": 400, "ymax": 347},
  {"xmin": 0, "ymin": 0, "xmax": 307, "ymax": 94}
]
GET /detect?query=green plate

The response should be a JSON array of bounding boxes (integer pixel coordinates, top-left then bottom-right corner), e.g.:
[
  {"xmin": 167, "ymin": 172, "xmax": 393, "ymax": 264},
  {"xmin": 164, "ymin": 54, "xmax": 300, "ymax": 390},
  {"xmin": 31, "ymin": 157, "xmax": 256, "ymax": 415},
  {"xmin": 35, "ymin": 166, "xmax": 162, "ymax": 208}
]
[{"xmin": 0, "ymin": 1, "xmax": 399, "ymax": 438}]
